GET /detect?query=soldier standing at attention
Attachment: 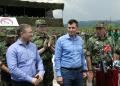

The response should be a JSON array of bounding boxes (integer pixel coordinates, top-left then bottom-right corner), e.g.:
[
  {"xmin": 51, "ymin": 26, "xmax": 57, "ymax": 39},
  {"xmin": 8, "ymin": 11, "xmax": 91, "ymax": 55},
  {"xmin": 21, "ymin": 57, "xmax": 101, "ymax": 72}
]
[
  {"xmin": 33, "ymin": 19, "xmax": 54, "ymax": 86},
  {"xmin": 0, "ymin": 29, "xmax": 14, "ymax": 86},
  {"xmin": 0, "ymin": 49, "xmax": 2, "ymax": 84},
  {"xmin": 85, "ymin": 23, "xmax": 115, "ymax": 86},
  {"xmin": 115, "ymin": 29, "xmax": 120, "ymax": 50}
]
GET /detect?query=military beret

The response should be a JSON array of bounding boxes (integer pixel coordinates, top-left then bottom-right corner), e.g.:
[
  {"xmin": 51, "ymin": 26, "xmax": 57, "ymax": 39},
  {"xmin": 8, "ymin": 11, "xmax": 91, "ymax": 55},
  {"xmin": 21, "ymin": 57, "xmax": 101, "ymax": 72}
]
[
  {"xmin": 96, "ymin": 23, "xmax": 105, "ymax": 28},
  {"xmin": 35, "ymin": 19, "xmax": 47, "ymax": 26}
]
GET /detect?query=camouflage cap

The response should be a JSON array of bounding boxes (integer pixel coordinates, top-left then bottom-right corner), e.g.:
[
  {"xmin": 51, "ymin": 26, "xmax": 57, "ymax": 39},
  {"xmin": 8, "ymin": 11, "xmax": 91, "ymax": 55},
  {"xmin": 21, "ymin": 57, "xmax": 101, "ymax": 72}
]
[
  {"xmin": 6, "ymin": 27, "xmax": 17, "ymax": 37},
  {"xmin": 96, "ymin": 23, "xmax": 105, "ymax": 28},
  {"xmin": 6, "ymin": 35, "xmax": 17, "ymax": 37},
  {"xmin": 35, "ymin": 19, "xmax": 47, "ymax": 26}
]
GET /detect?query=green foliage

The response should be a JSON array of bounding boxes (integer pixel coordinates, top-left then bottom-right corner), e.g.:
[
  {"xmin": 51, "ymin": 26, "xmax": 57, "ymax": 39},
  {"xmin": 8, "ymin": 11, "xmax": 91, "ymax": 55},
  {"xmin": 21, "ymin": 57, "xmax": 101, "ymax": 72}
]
[
  {"xmin": 106, "ymin": 23, "xmax": 120, "ymax": 30},
  {"xmin": 17, "ymin": 17, "xmax": 63, "ymax": 27}
]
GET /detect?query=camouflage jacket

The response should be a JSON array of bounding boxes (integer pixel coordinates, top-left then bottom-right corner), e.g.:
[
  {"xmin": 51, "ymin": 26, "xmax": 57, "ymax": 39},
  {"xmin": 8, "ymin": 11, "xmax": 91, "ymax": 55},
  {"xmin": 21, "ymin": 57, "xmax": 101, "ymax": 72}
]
[
  {"xmin": 32, "ymin": 33, "xmax": 54, "ymax": 60},
  {"xmin": 0, "ymin": 41, "xmax": 7, "ymax": 63},
  {"xmin": 116, "ymin": 37, "xmax": 120, "ymax": 49},
  {"xmin": 108, "ymin": 33, "xmax": 120, "ymax": 50},
  {"xmin": 86, "ymin": 35, "xmax": 115, "ymax": 64},
  {"xmin": 0, "ymin": 35, "xmax": 16, "ymax": 63}
]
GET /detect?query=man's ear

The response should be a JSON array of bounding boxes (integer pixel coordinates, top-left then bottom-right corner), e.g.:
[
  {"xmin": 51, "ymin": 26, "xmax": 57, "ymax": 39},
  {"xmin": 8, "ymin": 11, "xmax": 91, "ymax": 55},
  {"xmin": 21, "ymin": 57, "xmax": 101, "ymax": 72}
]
[
  {"xmin": 76, "ymin": 27, "xmax": 79, "ymax": 29},
  {"xmin": 20, "ymin": 32, "xmax": 23, "ymax": 36}
]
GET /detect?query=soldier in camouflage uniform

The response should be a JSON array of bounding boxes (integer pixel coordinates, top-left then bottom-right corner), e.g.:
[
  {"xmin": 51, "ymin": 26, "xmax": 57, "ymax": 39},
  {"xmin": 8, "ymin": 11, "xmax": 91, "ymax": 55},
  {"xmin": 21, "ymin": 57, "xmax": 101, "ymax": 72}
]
[
  {"xmin": 33, "ymin": 19, "xmax": 54, "ymax": 86},
  {"xmin": 0, "ymin": 28, "xmax": 17, "ymax": 86},
  {"xmin": 0, "ymin": 49, "xmax": 2, "ymax": 84},
  {"xmin": 115, "ymin": 29, "xmax": 120, "ymax": 50},
  {"xmin": 117, "ymin": 36, "xmax": 120, "ymax": 48},
  {"xmin": 85, "ymin": 24, "xmax": 115, "ymax": 86},
  {"xmin": 0, "ymin": 29, "xmax": 10, "ymax": 86}
]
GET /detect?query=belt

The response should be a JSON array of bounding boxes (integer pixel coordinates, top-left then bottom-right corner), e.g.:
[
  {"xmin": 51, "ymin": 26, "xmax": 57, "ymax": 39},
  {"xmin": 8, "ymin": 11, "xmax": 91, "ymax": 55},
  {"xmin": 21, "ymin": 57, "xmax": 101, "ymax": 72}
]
[
  {"xmin": 11, "ymin": 79, "xmax": 33, "ymax": 85},
  {"xmin": 61, "ymin": 66, "xmax": 82, "ymax": 70}
]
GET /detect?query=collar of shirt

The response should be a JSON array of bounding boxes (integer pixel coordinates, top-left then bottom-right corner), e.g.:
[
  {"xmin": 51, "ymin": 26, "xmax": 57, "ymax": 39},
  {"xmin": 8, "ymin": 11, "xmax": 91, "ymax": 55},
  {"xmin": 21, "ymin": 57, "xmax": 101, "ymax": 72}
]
[
  {"xmin": 66, "ymin": 33, "xmax": 79, "ymax": 41},
  {"xmin": 16, "ymin": 39, "xmax": 30, "ymax": 47}
]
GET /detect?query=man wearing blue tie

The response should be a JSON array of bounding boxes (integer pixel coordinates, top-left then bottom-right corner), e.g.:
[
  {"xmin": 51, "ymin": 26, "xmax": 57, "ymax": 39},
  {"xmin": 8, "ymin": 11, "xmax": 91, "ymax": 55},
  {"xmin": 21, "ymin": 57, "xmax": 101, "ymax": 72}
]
[{"xmin": 55, "ymin": 19, "xmax": 87, "ymax": 86}]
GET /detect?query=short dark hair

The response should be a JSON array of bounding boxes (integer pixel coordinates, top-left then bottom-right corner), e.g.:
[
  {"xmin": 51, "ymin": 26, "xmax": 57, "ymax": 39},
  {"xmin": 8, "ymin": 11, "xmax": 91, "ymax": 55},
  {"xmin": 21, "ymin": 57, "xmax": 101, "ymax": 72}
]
[
  {"xmin": 68, "ymin": 19, "xmax": 78, "ymax": 27},
  {"xmin": 17, "ymin": 24, "xmax": 31, "ymax": 37}
]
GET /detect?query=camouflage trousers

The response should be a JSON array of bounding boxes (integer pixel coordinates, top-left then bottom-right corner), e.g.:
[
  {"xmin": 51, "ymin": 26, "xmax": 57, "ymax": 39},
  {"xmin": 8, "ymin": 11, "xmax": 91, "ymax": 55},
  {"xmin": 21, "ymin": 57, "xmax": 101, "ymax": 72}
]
[
  {"xmin": 38, "ymin": 59, "xmax": 54, "ymax": 86},
  {"xmin": 0, "ymin": 70, "xmax": 12, "ymax": 86},
  {"xmin": 0, "ymin": 80, "xmax": 12, "ymax": 86}
]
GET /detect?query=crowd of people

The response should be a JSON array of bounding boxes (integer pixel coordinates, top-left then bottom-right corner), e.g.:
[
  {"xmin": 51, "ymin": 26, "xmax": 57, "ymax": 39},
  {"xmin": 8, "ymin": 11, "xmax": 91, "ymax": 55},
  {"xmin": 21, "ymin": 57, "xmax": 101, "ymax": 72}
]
[{"xmin": 0, "ymin": 19, "xmax": 120, "ymax": 86}]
